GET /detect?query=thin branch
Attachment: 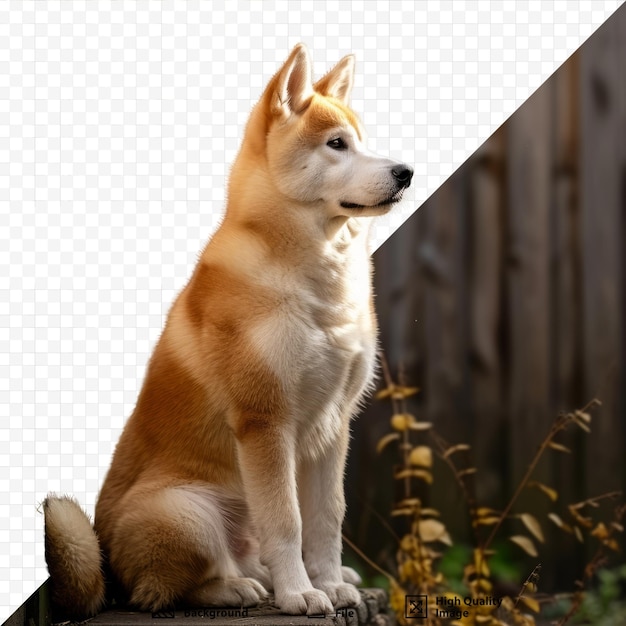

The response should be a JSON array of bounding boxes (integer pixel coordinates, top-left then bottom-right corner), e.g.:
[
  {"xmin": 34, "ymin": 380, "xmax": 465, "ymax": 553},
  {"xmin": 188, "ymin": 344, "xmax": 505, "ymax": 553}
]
[
  {"xmin": 483, "ymin": 399, "xmax": 601, "ymax": 553},
  {"xmin": 342, "ymin": 532, "xmax": 396, "ymax": 584}
]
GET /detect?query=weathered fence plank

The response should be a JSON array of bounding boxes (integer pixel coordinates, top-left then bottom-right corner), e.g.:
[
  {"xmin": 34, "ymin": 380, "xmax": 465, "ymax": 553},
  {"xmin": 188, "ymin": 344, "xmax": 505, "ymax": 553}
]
[
  {"xmin": 505, "ymin": 79, "xmax": 553, "ymax": 489},
  {"xmin": 550, "ymin": 49, "xmax": 585, "ymax": 583},
  {"xmin": 552, "ymin": 51, "xmax": 582, "ymax": 411},
  {"xmin": 468, "ymin": 130, "xmax": 505, "ymax": 504},
  {"xmin": 579, "ymin": 5, "xmax": 625, "ymax": 497},
  {"xmin": 422, "ymin": 173, "xmax": 469, "ymax": 440}
]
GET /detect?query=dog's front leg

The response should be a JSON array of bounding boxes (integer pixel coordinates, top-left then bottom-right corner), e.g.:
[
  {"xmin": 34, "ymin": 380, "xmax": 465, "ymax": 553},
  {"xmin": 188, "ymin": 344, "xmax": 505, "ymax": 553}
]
[
  {"xmin": 298, "ymin": 426, "xmax": 362, "ymax": 609},
  {"xmin": 235, "ymin": 424, "xmax": 334, "ymax": 616}
]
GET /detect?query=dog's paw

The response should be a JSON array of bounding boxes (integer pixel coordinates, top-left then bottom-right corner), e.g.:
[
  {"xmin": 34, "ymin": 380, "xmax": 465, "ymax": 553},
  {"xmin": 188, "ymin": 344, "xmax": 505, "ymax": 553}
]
[
  {"xmin": 190, "ymin": 577, "xmax": 268, "ymax": 607},
  {"xmin": 315, "ymin": 581, "xmax": 361, "ymax": 609},
  {"xmin": 277, "ymin": 589, "xmax": 334, "ymax": 615},
  {"xmin": 341, "ymin": 566, "xmax": 362, "ymax": 586},
  {"xmin": 230, "ymin": 577, "xmax": 269, "ymax": 606}
]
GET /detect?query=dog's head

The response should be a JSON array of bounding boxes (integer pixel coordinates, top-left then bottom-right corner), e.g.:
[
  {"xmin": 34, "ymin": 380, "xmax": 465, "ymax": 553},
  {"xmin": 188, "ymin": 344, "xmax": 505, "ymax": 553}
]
[{"xmin": 242, "ymin": 44, "xmax": 413, "ymax": 219}]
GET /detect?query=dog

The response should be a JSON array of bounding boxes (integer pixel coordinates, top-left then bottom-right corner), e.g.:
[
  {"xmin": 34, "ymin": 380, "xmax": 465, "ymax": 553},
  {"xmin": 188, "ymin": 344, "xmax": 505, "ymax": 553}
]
[{"xmin": 43, "ymin": 43, "xmax": 413, "ymax": 618}]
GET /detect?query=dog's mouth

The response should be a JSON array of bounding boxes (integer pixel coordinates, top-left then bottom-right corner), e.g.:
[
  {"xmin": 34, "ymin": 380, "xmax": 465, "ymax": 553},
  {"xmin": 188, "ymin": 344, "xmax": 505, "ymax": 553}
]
[{"xmin": 340, "ymin": 188, "xmax": 406, "ymax": 210}]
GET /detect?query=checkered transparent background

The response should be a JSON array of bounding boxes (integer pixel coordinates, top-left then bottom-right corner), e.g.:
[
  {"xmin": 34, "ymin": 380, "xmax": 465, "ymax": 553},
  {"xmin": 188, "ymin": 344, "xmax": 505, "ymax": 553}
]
[{"xmin": 0, "ymin": 0, "xmax": 622, "ymax": 618}]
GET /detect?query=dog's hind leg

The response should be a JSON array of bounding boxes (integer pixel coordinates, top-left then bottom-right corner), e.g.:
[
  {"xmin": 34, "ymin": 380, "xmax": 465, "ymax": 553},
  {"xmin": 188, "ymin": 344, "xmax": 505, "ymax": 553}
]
[{"xmin": 107, "ymin": 484, "xmax": 268, "ymax": 610}]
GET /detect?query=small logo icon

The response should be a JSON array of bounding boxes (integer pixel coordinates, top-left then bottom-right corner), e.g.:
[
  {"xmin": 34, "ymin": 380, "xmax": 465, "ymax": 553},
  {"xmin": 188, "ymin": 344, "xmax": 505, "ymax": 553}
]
[
  {"xmin": 152, "ymin": 610, "xmax": 176, "ymax": 619},
  {"xmin": 405, "ymin": 594, "xmax": 428, "ymax": 619}
]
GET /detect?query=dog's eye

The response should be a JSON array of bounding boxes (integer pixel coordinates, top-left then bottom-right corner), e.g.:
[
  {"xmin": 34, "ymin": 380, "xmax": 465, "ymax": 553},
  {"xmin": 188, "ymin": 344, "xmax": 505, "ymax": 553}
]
[{"xmin": 327, "ymin": 138, "xmax": 347, "ymax": 151}]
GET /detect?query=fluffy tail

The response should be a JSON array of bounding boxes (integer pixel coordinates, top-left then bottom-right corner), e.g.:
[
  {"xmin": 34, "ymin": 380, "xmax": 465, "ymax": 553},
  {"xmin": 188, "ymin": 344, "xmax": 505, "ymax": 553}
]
[{"xmin": 43, "ymin": 495, "xmax": 105, "ymax": 619}]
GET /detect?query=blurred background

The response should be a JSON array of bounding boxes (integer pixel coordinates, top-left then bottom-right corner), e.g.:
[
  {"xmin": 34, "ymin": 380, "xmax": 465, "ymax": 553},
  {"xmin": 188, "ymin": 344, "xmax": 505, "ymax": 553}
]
[{"xmin": 346, "ymin": 4, "xmax": 626, "ymax": 595}]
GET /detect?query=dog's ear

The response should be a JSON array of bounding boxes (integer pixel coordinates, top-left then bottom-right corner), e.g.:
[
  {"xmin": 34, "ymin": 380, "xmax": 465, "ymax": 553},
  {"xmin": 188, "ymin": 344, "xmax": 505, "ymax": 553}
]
[
  {"xmin": 270, "ymin": 43, "xmax": 314, "ymax": 118},
  {"xmin": 314, "ymin": 54, "xmax": 355, "ymax": 104}
]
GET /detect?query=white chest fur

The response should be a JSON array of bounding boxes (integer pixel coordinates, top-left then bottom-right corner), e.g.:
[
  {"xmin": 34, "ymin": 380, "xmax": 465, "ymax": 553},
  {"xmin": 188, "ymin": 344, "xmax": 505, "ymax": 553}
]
[{"xmin": 246, "ymin": 229, "xmax": 377, "ymax": 459}]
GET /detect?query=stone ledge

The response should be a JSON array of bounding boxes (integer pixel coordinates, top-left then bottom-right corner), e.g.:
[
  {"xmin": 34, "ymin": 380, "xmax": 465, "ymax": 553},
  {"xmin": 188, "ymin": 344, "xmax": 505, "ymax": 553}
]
[{"xmin": 86, "ymin": 590, "xmax": 393, "ymax": 626}]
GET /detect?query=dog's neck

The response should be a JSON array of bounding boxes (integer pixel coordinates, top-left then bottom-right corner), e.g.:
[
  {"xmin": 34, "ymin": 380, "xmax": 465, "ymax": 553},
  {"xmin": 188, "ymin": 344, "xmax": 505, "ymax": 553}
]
[
  {"xmin": 225, "ymin": 146, "xmax": 373, "ymax": 250},
  {"xmin": 222, "ymin": 208, "xmax": 369, "ymax": 260}
]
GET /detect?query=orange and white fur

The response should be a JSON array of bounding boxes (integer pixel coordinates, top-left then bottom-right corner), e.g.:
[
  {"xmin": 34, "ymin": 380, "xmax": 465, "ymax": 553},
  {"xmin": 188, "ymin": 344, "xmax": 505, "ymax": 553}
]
[{"xmin": 43, "ymin": 44, "xmax": 413, "ymax": 618}]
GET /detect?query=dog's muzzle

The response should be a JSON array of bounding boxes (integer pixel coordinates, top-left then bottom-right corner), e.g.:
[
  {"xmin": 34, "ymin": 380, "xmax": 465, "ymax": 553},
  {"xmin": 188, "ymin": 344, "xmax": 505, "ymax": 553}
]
[{"xmin": 339, "ymin": 163, "xmax": 414, "ymax": 210}]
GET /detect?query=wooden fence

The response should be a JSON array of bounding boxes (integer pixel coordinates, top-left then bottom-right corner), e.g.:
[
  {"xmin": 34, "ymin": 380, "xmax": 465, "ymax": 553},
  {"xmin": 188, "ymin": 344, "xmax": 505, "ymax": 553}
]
[{"xmin": 346, "ymin": 4, "xmax": 626, "ymax": 591}]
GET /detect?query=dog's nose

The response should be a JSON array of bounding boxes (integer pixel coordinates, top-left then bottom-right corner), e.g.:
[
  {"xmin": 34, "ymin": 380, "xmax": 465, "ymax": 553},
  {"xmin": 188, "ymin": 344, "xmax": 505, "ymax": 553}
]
[{"xmin": 392, "ymin": 164, "xmax": 414, "ymax": 186}]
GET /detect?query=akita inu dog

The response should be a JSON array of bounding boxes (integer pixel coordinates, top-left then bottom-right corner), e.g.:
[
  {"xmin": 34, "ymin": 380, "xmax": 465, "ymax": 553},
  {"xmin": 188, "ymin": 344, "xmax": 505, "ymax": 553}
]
[{"xmin": 43, "ymin": 44, "xmax": 413, "ymax": 618}]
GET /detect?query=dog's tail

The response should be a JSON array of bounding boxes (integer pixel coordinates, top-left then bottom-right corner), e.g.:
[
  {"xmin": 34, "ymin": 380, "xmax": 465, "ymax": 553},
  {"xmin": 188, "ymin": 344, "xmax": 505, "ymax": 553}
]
[{"xmin": 43, "ymin": 495, "xmax": 106, "ymax": 619}]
